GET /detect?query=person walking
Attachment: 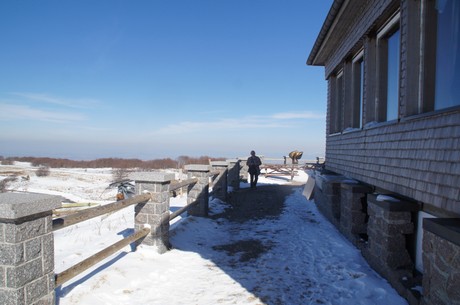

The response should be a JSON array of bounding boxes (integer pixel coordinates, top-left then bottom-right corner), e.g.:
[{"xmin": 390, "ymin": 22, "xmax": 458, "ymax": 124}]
[{"xmin": 246, "ymin": 150, "xmax": 262, "ymax": 189}]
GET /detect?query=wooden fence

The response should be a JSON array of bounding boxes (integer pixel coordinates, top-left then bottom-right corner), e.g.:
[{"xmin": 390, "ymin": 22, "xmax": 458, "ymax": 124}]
[
  {"xmin": 52, "ymin": 175, "xmax": 210, "ymax": 287},
  {"xmin": 0, "ymin": 156, "xmax": 321, "ymax": 304}
]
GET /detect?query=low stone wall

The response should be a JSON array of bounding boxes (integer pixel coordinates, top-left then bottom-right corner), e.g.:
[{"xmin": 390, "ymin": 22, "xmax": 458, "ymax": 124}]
[
  {"xmin": 314, "ymin": 172, "xmax": 427, "ymax": 305},
  {"xmin": 313, "ymin": 172, "xmax": 348, "ymax": 228}
]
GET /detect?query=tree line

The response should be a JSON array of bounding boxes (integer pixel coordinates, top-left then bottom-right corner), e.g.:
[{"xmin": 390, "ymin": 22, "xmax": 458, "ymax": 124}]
[{"xmin": 0, "ymin": 155, "xmax": 225, "ymax": 169}]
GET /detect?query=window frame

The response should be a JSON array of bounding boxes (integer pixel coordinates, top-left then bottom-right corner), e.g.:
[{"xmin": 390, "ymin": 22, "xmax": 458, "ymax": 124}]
[
  {"xmin": 329, "ymin": 69, "xmax": 344, "ymax": 135},
  {"xmin": 422, "ymin": 0, "xmax": 460, "ymax": 112},
  {"xmin": 352, "ymin": 49, "xmax": 364, "ymax": 129},
  {"xmin": 376, "ymin": 11, "xmax": 401, "ymax": 123}
]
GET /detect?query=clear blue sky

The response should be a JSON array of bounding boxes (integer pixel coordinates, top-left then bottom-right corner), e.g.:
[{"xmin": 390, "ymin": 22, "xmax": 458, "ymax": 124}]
[{"xmin": 0, "ymin": 0, "xmax": 332, "ymax": 160}]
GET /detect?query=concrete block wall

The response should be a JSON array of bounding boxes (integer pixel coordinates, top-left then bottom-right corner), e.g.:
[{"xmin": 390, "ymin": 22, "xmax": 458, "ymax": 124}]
[
  {"xmin": 314, "ymin": 172, "xmax": 349, "ymax": 228},
  {"xmin": 314, "ymin": 173, "xmax": 427, "ymax": 304},
  {"xmin": 340, "ymin": 182, "xmax": 373, "ymax": 245},
  {"xmin": 364, "ymin": 195, "xmax": 419, "ymax": 277},
  {"xmin": 422, "ymin": 219, "xmax": 460, "ymax": 305}
]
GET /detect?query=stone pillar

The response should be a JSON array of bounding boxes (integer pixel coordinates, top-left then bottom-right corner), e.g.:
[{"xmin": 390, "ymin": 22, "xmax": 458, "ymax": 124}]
[
  {"xmin": 0, "ymin": 193, "xmax": 61, "ymax": 305},
  {"xmin": 226, "ymin": 159, "xmax": 240, "ymax": 190},
  {"xmin": 131, "ymin": 172, "xmax": 174, "ymax": 254},
  {"xmin": 313, "ymin": 173, "xmax": 347, "ymax": 228},
  {"xmin": 364, "ymin": 194, "xmax": 419, "ymax": 280},
  {"xmin": 184, "ymin": 164, "xmax": 210, "ymax": 217},
  {"xmin": 422, "ymin": 218, "xmax": 460, "ymax": 305},
  {"xmin": 340, "ymin": 182, "xmax": 373, "ymax": 245},
  {"xmin": 210, "ymin": 161, "xmax": 228, "ymax": 202},
  {"xmin": 239, "ymin": 158, "xmax": 249, "ymax": 182}
]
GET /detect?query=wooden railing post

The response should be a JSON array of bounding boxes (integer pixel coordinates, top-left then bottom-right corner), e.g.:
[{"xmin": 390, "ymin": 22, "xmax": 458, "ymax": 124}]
[
  {"xmin": 184, "ymin": 165, "xmax": 210, "ymax": 217},
  {"xmin": 131, "ymin": 172, "xmax": 174, "ymax": 254},
  {"xmin": 226, "ymin": 159, "xmax": 240, "ymax": 190},
  {"xmin": 0, "ymin": 193, "xmax": 61, "ymax": 305},
  {"xmin": 210, "ymin": 161, "xmax": 228, "ymax": 201}
]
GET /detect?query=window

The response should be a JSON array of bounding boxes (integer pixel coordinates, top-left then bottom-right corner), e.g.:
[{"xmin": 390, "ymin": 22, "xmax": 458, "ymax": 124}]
[
  {"xmin": 330, "ymin": 71, "xmax": 344, "ymax": 134},
  {"xmin": 352, "ymin": 50, "xmax": 364, "ymax": 128},
  {"xmin": 377, "ymin": 12, "xmax": 400, "ymax": 122},
  {"xmin": 433, "ymin": 0, "xmax": 460, "ymax": 110}
]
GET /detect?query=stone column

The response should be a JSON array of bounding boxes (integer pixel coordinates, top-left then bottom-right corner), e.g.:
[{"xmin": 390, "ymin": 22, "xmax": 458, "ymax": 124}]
[
  {"xmin": 0, "ymin": 193, "xmax": 61, "ymax": 305},
  {"xmin": 340, "ymin": 182, "xmax": 373, "ymax": 246},
  {"xmin": 364, "ymin": 194, "xmax": 419, "ymax": 280},
  {"xmin": 131, "ymin": 172, "xmax": 174, "ymax": 254},
  {"xmin": 313, "ymin": 173, "xmax": 347, "ymax": 228},
  {"xmin": 184, "ymin": 164, "xmax": 210, "ymax": 217},
  {"xmin": 422, "ymin": 218, "xmax": 460, "ymax": 305},
  {"xmin": 210, "ymin": 161, "xmax": 228, "ymax": 202},
  {"xmin": 226, "ymin": 159, "xmax": 240, "ymax": 190}
]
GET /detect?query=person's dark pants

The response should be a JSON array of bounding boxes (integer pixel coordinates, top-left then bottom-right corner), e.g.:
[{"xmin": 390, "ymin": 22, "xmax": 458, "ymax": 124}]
[{"xmin": 250, "ymin": 173, "xmax": 259, "ymax": 188}]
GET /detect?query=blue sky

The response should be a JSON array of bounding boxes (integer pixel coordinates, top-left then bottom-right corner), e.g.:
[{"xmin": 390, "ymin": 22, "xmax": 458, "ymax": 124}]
[{"xmin": 0, "ymin": 0, "xmax": 332, "ymax": 160}]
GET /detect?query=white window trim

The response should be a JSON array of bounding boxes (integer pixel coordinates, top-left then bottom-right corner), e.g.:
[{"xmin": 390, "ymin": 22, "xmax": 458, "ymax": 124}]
[
  {"xmin": 377, "ymin": 11, "xmax": 401, "ymax": 40},
  {"xmin": 352, "ymin": 50, "xmax": 364, "ymax": 128},
  {"xmin": 352, "ymin": 49, "xmax": 364, "ymax": 63}
]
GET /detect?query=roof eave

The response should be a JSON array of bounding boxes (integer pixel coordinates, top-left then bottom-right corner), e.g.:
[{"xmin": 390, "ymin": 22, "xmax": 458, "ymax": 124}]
[{"xmin": 307, "ymin": 0, "xmax": 346, "ymax": 66}]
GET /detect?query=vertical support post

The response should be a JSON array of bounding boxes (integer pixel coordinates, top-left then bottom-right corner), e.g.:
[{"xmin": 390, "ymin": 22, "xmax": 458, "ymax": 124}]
[
  {"xmin": 131, "ymin": 172, "xmax": 174, "ymax": 254},
  {"xmin": 210, "ymin": 161, "xmax": 228, "ymax": 202},
  {"xmin": 226, "ymin": 159, "xmax": 240, "ymax": 190},
  {"xmin": 364, "ymin": 194, "xmax": 418, "ymax": 279},
  {"xmin": 0, "ymin": 193, "xmax": 61, "ymax": 305},
  {"xmin": 340, "ymin": 182, "xmax": 373, "ymax": 245},
  {"xmin": 422, "ymin": 218, "xmax": 460, "ymax": 305},
  {"xmin": 184, "ymin": 164, "xmax": 210, "ymax": 217}
]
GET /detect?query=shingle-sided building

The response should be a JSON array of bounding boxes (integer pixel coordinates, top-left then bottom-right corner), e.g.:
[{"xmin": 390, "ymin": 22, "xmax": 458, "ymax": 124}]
[{"xmin": 307, "ymin": 1, "xmax": 459, "ymax": 304}]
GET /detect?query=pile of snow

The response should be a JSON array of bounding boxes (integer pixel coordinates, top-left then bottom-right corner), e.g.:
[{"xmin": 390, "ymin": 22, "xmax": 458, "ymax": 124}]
[{"xmin": 1, "ymin": 163, "xmax": 408, "ymax": 305}]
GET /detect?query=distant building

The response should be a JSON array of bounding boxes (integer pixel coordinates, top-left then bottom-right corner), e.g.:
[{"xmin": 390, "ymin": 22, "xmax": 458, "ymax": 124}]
[{"xmin": 307, "ymin": 1, "xmax": 459, "ymax": 305}]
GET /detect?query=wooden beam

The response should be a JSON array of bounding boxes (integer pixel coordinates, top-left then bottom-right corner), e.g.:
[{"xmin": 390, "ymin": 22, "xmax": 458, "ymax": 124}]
[
  {"xmin": 169, "ymin": 200, "xmax": 199, "ymax": 221},
  {"xmin": 169, "ymin": 178, "xmax": 198, "ymax": 192},
  {"xmin": 53, "ymin": 193, "xmax": 151, "ymax": 231},
  {"xmin": 55, "ymin": 227, "xmax": 150, "ymax": 287}
]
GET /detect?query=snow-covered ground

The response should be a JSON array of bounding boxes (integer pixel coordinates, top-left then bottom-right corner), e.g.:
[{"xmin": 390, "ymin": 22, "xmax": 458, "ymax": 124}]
[{"xmin": 0, "ymin": 162, "xmax": 408, "ymax": 305}]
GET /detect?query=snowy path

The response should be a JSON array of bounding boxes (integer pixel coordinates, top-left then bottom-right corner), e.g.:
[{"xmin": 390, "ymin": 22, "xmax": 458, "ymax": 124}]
[
  {"xmin": 170, "ymin": 185, "xmax": 407, "ymax": 305},
  {"xmin": 53, "ymin": 175, "xmax": 408, "ymax": 305}
]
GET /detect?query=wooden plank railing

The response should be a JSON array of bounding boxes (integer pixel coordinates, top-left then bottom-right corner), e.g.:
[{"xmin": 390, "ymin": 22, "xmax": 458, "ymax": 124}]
[
  {"xmin": 54, "ymin": 175, "xmax": 205, "ymax": 287},
  {"xmin": 53, "ymin": 193, "xmax": 152, "ymax": 287},
  {"xmin": 169, "ymin": 200, "xmax": 198, "ymax": 221},
  {"xmin": 169, "ymin": 170, "xmax": 222, "ymax": 221},
  {"xmin": 169, "ymin": 178, "xmax": 198, "ymax": 192},
  {"xmin": 209, "ymin": 170, "xmax": 225, "ymax": 189},
  {"xmin": 53, "ymin": 193, "xmax": 152, "ymax": 231},
  {"xmin": 55, "ymin": 227, "xmax": 151, "ymax": 287}
]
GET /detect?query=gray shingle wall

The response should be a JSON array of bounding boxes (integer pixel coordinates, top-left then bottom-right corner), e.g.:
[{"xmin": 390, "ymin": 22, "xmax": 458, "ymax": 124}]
[
  {"xmin": 324, "ymin": 0, "xmax": 397, "ymax": 78},
  {"xmin": 326, "ymin": 110, "xmax": 460, "ymax": 214}
]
